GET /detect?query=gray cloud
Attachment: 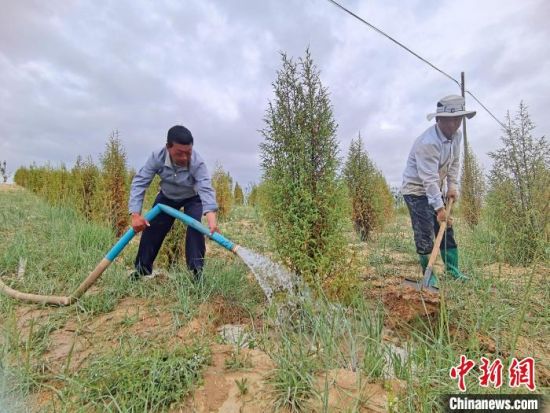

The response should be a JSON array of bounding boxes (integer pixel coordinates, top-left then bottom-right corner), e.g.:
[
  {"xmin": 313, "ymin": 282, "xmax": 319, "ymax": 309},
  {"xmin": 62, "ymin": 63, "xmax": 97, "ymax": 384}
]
[{"xmin": 1, "ymin": 0, "xmax": 548, "ymax": 188}]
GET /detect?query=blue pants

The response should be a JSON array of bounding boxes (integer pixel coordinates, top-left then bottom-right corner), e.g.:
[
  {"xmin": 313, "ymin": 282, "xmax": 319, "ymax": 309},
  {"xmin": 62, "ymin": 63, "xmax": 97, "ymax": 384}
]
[
  {"xmin": 403, "ymin": 194, "xmax": 457, "ymax": 255},
  {"xmin": 135, "ymin": 192, "xmax": 205, "ymax": 275}
]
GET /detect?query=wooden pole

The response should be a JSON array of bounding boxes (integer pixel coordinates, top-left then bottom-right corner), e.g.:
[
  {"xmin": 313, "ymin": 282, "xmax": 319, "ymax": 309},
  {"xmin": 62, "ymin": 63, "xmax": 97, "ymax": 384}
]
[{"xmin": 461, "ymin": 71, "xmax": 468, "ymax": 155}]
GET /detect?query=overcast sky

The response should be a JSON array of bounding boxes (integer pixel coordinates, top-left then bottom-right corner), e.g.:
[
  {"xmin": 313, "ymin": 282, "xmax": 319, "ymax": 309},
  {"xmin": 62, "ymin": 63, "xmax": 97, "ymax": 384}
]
[{"xmin": 1, "ymin": 0, "xmax": 548, "ymax": 188}]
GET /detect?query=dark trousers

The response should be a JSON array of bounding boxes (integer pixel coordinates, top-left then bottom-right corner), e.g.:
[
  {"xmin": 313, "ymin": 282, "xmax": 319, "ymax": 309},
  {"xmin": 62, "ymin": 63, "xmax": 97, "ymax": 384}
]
[
  {"xmin": 135, "ymin": 192, "xmax": 205, "ymax": 275},
  {"xmin": 403, "ymin": 194, "xmax": 457, "ymax": 255}
]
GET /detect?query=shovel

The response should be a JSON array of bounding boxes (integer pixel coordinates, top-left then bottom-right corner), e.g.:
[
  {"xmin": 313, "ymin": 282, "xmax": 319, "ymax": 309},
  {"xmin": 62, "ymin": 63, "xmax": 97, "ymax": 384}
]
[{"xmin": 403, "ymin": 199, "xmax": 454, "ymax": 294}]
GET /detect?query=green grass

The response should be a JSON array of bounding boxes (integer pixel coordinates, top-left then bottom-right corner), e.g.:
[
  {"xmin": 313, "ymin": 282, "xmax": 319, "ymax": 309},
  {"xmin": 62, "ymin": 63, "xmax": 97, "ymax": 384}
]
[
  {"xmin": 1, "ymin": 187, "xmax": 548, "ymax": 412},
  {"xmin": 59, "ymin": 339, "xmax": 211, "ymax": 412}
]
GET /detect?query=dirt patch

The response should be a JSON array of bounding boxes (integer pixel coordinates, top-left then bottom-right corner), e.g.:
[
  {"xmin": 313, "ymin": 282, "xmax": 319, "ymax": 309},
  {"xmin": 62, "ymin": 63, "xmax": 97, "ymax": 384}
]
[
  {"xmin": 0, "ymin": 183, "xmax": 20, "ymax": 191},
  {"xmin": 178, "ymin": 343, "xmax": 274, "ymax": 412},
  {"xmin": 209, "ymin": 295, "xmax": 251, "ymax": 326},
  {"xmin": 171, "ymin": 296, "xmax": 254, "ymax": 346},
  {"xmin": 365, "ymin": 280, "xmax": 439, "ymax": 329},
  {"xmin": 313, "ymin": 369, "xmax": 403, "ymax": 412},
  {"xmin": 178, "ymin": 344, "xmax": 401, "ymax": 412},
  {"xmin": 14, "ymin": 306, "xmax": 55, "ymax": 334},
  {"xmin": 43, "ymin": 319, "xmax": 93, "ymax": 372}
]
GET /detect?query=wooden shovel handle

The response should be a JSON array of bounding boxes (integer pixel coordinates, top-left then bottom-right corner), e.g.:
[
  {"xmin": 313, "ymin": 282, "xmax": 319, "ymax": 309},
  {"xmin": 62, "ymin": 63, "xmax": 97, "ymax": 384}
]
[{"xmin": 426, "ymin": 199, "xmax": 454, "ymax": 269}]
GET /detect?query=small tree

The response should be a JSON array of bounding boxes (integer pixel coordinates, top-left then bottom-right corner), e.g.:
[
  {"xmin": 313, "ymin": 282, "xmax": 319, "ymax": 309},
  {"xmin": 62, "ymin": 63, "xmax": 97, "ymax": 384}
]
[
  {"xmin": 72, "ymin": 155, "xmax": 100, "ymax": 220},
  {"xmin": 211, "ymin": 163, "xmax": 234, "ymax": 219},
  {"xmin": 260, "ymin": 49, "xmax": 351, "ymax": 293},
  {"xmin": 100, "ymin": 130, "xmax": 129, "ymax": 236},
  {"xmin": 343, "ymin": 134, "xmax": 393, "ymax": 241},
  {"xmin": 486, "ymin": 102, "xmax": 549, "ymax": 264},
  {"xmin": 0, "ymin": 160, "xmax": 7, "ymax": 182},
  {"xmin": 460, "ymin": 145, "xmax": 485, "ymax": 227},
  {"xmin": 234, "ymin": 182, "xmax": 244, "ymax": 206}
]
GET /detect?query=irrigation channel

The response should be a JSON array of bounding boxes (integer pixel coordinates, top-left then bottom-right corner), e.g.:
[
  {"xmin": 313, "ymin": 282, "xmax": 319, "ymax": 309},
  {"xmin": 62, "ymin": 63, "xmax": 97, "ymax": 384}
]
[{"xmin": 0, "ymin": 203, "xmax": 297, "ymax": 305}]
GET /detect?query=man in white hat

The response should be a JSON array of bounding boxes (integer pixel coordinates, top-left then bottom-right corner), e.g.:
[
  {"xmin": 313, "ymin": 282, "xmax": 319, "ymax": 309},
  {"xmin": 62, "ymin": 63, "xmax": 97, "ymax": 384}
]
[{"xmin": 401, "ymin": 95, "xmax": 476, "ymax": 286}]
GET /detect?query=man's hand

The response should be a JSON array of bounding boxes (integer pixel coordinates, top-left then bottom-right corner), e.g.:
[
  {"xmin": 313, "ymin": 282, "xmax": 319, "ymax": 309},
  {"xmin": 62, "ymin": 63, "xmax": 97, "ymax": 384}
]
[
  {"xmin": 131, "ymin": 213, "xmax": 150, "ymax": 233},
  {"xmin": 205, "ymin": 211, "xmax": 219, "ymax": 235},
  {"xmin": 436, "ymin": 207, "xmax": 447, "ymax": 223},
  {"xmin": 447, "ymin": 189, "xmax": 458, "ymax": 202}
]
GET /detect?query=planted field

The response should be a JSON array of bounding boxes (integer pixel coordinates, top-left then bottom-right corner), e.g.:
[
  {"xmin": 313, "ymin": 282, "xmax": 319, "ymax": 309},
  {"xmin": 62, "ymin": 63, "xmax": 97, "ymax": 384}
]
[{"xmin": 0, "ymin": 184, "xmax": 548, "ymax": 412}]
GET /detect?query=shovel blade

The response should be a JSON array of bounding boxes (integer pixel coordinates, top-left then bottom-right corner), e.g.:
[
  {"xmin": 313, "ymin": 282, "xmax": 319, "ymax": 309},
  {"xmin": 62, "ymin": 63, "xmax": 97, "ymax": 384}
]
[
  {"xmin": 403, "ymin": 275, "xmax": 440, "ymax": 294},
  {"xmin": 403, "ymin": 278, "xmax": 422, "ymax": 291},
  {"xmin": 420, "ymin": 267, "xmax": 438, "ymax": 289}
]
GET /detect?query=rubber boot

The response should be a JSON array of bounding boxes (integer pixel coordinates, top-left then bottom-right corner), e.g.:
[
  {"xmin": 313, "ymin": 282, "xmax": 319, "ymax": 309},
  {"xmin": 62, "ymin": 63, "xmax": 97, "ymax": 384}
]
[
  {"xmin": 440, "ymin": 248, "xmax": 468, "ymax": 281},
  {"xmin": 419, "ymin": 254, "xmax": 438, "ymax": 287}
]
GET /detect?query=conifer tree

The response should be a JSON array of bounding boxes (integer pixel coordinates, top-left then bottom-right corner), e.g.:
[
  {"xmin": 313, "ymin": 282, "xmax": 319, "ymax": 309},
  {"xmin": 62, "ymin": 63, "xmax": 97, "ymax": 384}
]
[
  {"xmin": 260, "ymin": 50, "xmax": 350, "ymax": 288},
  {"xmin": 100, "ymin": 130, "xmax": 128, "ymax": 236},
  {"xmin": 343, "ymin": 134, "xmax": 393, "ymax": 240},
  {"xmin": 234, "ymin": 182, "xmax": 244, "ymax": 206},
  {"xmin": 486, "ymin": 102, "xmax": 549, "ymax": 264}
]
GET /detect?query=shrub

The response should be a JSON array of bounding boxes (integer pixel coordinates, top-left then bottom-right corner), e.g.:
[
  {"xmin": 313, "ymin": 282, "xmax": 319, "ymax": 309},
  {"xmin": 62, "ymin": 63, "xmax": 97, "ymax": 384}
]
[
  {"xmin": 460, "ymin": 145, "xmax": 485, "ymax": 227},
  {"xmin": 246, "ymin": 183, "xmax": 259, "ymax": 207},
  {"xmin": 211, "ymin": 163, "xmax": 233, "ymax": 219},
  {"xmin": 234, "ymin": 182, "xmax": 244, "ymax": 206},
  {"xmin": 485, "ymin": 102, "xmax": 549, "ymax": 264},
  {"xmin": 343, "ymin": 134, "xmax": 394, "ymax": 240},
  {"xmin": 99, "ymin": 130, "xmax": 129, "ymax": 236},
  {"xmin": 0, "ymin": 160, "xmax": 7, "ymax": 182},
  {"xmin": 259, "ymin": 49, "xmax": 351, "ymax": 292}
]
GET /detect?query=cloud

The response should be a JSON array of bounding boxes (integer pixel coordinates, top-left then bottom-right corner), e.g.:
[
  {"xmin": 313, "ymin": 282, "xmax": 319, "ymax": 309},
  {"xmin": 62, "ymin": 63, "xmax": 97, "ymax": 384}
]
[{"xmin": 0, "ymin": 0, "xmax": 548, "ymax": 190}]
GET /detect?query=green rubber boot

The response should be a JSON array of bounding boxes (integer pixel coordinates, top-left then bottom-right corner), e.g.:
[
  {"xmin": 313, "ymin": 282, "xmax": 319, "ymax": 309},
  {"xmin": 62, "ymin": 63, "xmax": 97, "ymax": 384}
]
[
  {"xmin": 419, "ymin": 254, "xmax": 438, "ymax": 287},
  {"xmin": 440, "ymin": 248, "xmax": 468, "ymax": 281}
]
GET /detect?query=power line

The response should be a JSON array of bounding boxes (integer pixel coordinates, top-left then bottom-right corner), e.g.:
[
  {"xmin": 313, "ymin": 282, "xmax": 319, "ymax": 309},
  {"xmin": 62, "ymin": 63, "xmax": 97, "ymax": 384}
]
[
  {"xmin": 466, "ymin": 91, "xmax": 506, "ymax": 129},
  {"xmin": 326, "ymin": 0, "xmax": 506, "ymax": 129}
]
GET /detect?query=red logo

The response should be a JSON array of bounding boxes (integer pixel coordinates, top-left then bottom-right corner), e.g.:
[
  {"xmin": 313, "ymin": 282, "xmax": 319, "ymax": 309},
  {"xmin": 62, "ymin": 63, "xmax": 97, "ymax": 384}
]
[
  {"xmin": 479, "ymin": 357, "xmax": 503, "ymax": 388},
  {"xmin": 450, "ymin": 355, "xmax": 476, "ymax": 392},
  {"xmin": 450, "ymin": 356, "xmax": 536, "ymax": 392},
  {"xmin": 509, "ymin": 357, "xmax": 536, "ymax": 391}
]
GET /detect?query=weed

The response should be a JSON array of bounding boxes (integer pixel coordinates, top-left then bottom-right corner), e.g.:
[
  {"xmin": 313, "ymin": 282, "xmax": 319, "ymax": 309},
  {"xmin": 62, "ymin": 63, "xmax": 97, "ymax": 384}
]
[
  {"xmin": 60, "ymin": 339, "xmax": 211, "ymax": 411},
  {"xmin": 235, "ymin": 377, "xmax": 249, "ymax": 396}
]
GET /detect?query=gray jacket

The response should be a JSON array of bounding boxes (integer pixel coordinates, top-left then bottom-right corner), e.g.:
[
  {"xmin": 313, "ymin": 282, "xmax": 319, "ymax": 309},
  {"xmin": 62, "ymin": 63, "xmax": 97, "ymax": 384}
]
[
  {"xmin": 401, "ymin": 124, "xmax": 461, "ymax": 210},
  {"xmin": 129, "ymin": 147, "xmax": 218, "ymax": 214}
]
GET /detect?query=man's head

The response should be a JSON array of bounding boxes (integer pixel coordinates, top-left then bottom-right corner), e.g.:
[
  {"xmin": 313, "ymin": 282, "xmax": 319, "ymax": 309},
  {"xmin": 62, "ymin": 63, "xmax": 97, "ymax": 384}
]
[
  {"xmin": 166, "ymin": 125, "xmax": 193, "ymax": 167},
  {"xmin": 426, "ymin": 95, "xmax": 476, "ymax": 139},
  {"xmin": 436, "ymin": 116, "xmax": 463, "ymax": 139}
]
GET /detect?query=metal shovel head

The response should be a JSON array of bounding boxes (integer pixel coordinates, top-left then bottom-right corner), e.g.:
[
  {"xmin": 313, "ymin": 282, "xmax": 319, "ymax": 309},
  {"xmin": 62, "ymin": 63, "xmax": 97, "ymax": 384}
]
[
  {"xmin": 402, "ymin": 278, "xmax": 440, "ymax": 294},
  {"xmin": 403, "ymin": 278, "xmax": 422, "ymax": 291},
  {"xmin": 403, "ymin": 266, "xmax": 440, "ymax": 294}
]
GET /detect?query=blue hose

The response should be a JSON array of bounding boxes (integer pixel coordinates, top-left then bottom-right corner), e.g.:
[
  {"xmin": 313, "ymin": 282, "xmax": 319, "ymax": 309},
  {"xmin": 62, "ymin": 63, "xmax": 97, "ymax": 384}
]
[{"xmin": 105, "ymin": 203, "xmax": 236, "ymax": 262}]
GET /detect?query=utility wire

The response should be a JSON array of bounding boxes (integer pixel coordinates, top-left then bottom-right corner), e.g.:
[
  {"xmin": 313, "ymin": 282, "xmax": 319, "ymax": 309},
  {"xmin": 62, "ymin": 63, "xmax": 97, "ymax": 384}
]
[{"xmin": 326, "ymin": 0, "xmax": 507, "ymax": 129}]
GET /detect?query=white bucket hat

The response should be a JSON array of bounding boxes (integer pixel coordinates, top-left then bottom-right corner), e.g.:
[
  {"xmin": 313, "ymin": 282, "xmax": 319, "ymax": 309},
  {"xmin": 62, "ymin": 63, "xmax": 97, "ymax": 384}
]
[{"xmin": 427, "ymin": 95, "xmax": 476, "ymax": 121}]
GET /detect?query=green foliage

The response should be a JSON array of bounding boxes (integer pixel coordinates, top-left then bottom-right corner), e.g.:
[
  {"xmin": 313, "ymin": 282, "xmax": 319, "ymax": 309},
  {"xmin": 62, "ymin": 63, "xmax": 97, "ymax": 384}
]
[
  {"xmin": 211, "ymin": 163, "xmax": 234, "ymax": 219},
  {"xmin": 71, "ymin": 155, "xmax": 100, "ymax": 220},
  {"xmin": 14, "ymin": 132, "xmax": 129, "ymax": 237},
  {"xmin": 63, "ymin": 341, "xmax": 210, "ymax": 412},
  {"xmin": 460, "ymin": 145, "xmax": 485, "ymax": 227},
  {"xmin": 0, "ymin": 160, "xmax": 7, "ymax": 182},
  {"xmin": 259, "ymin": 49, "xmax": 351, "ymax": 293},
  {"xmin": 343, "ymin": 134, "xmax": 394, "ymax": 241},
  {"xmin": 246, "ymin": 183, "xmax": 259, "ymax": 207},
  {"xmin": 246, "ymin": 182, "xmax": 269, "ymax": 209},
  {"xmin": 486, "ymin": 102, "xmax": 549, "ymax": 264},
  {"xmin": 234, "ymin": 181, "xmax": 244, "ymax": 206},
  {"xmin": 99, "ymin": 130, "xmax": 129, "ymax": 236}
]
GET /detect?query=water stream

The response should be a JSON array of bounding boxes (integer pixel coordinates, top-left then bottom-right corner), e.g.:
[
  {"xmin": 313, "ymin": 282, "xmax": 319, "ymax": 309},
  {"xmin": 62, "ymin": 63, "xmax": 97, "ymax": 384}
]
[{"xmin": 235, "ymin": 246, "xmax": 296, "ymax": 301}]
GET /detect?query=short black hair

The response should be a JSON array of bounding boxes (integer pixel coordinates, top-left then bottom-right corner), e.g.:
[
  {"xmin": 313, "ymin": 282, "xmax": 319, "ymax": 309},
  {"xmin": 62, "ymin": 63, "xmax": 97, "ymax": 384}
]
[{"xmin": 167, "ymin": 125, "xmax": 193, "ymax": 146}]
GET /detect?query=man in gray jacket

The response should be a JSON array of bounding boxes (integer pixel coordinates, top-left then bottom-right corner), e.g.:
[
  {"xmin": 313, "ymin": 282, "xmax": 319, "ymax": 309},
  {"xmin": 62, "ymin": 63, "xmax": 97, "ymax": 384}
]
[
  {"xmin": 128, "ymin": 125, "xmax": 219, "ymax": 281},
  {"xmin": 401, "ymin": 95, "xmax": 475, "ymax": 286}
]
